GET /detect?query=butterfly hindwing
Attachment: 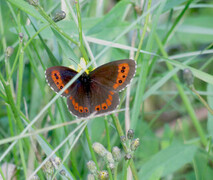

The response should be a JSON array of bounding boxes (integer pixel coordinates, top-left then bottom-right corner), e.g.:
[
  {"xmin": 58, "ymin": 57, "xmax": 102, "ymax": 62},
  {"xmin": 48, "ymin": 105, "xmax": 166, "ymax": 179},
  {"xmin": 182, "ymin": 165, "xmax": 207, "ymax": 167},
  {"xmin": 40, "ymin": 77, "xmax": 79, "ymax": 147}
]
[
  {"xmin": 67, "ymin": 80, "xmax": 119, "ymax": 117},
  {"xmin": 89, "ymin": 81, "xmax": 120, "ymax": 116},
  {"xmin": 67, "ymin": 82, "xmax": 91, "ymax": 117},
  {"xmin": 90, "ymin": 59, "xmax": 136, "ymax": 92},
  {"xmin": 45, "ymin": 66, "xmax": 78, "ymax": 97}
]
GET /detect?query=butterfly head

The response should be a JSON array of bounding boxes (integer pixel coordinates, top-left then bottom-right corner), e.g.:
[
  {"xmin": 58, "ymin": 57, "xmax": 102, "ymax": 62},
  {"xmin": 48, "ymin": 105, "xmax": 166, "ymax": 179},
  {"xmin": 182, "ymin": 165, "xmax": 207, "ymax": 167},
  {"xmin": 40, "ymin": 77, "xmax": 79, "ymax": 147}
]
[{"xmin": 68, "ymin": 57, "xmax": 90, "ymax": 74}]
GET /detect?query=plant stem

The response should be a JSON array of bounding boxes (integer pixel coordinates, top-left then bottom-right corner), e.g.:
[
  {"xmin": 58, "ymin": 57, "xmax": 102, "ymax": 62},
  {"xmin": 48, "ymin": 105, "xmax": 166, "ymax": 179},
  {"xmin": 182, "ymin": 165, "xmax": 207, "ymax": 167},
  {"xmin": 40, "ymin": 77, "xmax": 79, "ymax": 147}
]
[
  {"xmin": 155, "ymin": 32, "xmax": 207, "ymax": 146},
  {"xmin": 190, "ymin": 86, "xmax": 213, "ymax": 115},
  {"xmin": 111, "ymin": 114, "xmax": 139, "ymax": 180},
  {"xmin": 84, "ymin": 126, "xmax": 100, "ymax": 171},
  {"xmin": 36, "ymin": 5, "xmax": 78, "ymax": 46},
  {"xmin": 107, "ymin": 166, "xmax": 113, "ymax": 180},
  {"xmin": 134, "ymin": 0, "xmax": 152, "ymax": 61},
  {"xmin": 23, "ymin": 23, "xmax": 49, "ymax": 51},
  {"xmin": 104, "ymin": 118, "xmax": 111, "ymax": 152},
  {"xmin": 75, "ymin": 0, "xmax": 91, "ymax": 68}
]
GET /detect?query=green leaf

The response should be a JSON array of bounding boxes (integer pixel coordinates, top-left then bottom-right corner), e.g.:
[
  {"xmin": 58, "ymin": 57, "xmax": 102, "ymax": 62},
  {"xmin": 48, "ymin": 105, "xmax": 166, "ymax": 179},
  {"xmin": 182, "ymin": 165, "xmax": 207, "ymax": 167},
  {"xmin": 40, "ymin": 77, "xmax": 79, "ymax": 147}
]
[
  {"xmin": 164, "ymin": 58, "xmax": 213, "ymax": 85},
  {"xmin": 148, "ymin": 167, "xmax": 164, "ymax": 180},
  {"xmin": 138, "ymin": 144, "xmax": 197, "ymax": 179},
  {"xmin": 87, "ymin": 0, "xmax": 130, "ymax": 35},
  {"xmin": 51, "ymin": 28, "xmax": 79, "ymax": 64},
  {"xmin": 6, "ymin": 0, "xmax": 45, "ymax": 22},
  {"xmin": 193, "ymin": 150, "xmax": 213, "ymax": 179},
  {"xmin": 207, "ymin": 84, "xmax": 213, "ymax": 137},
  {"xmin": 163, "ymin": 0, "xmax": 188, "ymax": 12}
]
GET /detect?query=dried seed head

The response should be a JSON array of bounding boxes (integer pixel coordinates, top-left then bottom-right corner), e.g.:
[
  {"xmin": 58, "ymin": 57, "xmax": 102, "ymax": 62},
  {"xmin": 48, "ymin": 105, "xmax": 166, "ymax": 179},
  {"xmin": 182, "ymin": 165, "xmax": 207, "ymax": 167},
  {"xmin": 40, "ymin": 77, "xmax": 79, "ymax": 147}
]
[
  {"xmin": 28, "ymin": 0, "xmax": 38, "ymax": 6},
  {"xmin": 43, "ymin": 160, "xmax": 54, "ymax": 175},
  {"xmin": 51, "ymin": 156, "xmax": 61, "ymax": 168},
  {"xmin": 105, "ymin": 152, "xmax": 115, "ymax": 169},
  {"xmin": 19, "ymin": 33, "xmax": 24, "ymax": 42},
  {"xmin": 6, "ymin": 46, "xmax": 14, "ymax": 57},
  {"xmin": 124, "ymin": 153, "xmax": 132, "ymax": 160},
  {"xmin": 87, "ymin": 174, "xmax": 95, "ymax": 180},
  {"xmin": 52, "ymin": 11, "xmax": 66, "ymax": 22},
  {"xmin": 120, "ymin": 136, "xmax": 126, "ymax": 143},
  {"xmin": 87, "ymin": 161, "xmax": 97, "ymax": 174},
  {"xmin": 183, "ymin": 68, "xmax": 194, "ymax": 86},
  {"xmin": 106, "ymin": 152, "xmax": 114, "ymax": 164},
  {"xmin": 134, "ymin": 5, "xmax": 142, "ymax": 15},
  {"xmin": 31, "ymin": 175, "xmax": 39, "ymax": 180},
  {"xmin": 60, "ymin": 169, "xmax": 68, "ymax": 177},
  {"xmin": 127, "ymin": 129, "xmax": 134, "ymax": 140},
  {"xmin": 112, "ymin": 146, "xmax": 121, "ymax": 161},
  {"xmin": 92, "ymin": 142, "xmax": 107, "ymax": 157},
  {"xmin": 130, "ymin": 138, "xmax": 140, "ymax": 151}
]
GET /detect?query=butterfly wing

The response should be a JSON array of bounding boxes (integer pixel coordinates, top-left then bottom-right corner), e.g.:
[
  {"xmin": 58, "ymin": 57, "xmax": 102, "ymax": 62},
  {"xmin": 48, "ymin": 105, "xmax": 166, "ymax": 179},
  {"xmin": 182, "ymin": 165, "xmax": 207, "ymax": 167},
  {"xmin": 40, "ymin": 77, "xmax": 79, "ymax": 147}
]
[
  {"xmin": 90, "ymin": 59, "xmax": 136, "ymax": 92},
  {"xmin": 89, "ymin": 81, "xmax": 120, "ymax": 116},
  {"xmin": 67, "ymin": 82, "xmax": 91, "ymax": 117},
  {"xmin": 67, "ymin": 80, "xmax": 119, "ymax": 117},
  {"xmin": 45, "ymin": 66, "xmax": 78, "ymax": 97}
]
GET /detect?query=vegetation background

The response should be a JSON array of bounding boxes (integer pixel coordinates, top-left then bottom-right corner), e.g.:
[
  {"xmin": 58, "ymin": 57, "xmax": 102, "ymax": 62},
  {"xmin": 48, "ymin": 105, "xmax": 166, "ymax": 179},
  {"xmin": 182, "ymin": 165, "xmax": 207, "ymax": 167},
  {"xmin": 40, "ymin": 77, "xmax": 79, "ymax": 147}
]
[{"xmin": 0, "ymin": 0, "xmax": 213, "ymax": 179}]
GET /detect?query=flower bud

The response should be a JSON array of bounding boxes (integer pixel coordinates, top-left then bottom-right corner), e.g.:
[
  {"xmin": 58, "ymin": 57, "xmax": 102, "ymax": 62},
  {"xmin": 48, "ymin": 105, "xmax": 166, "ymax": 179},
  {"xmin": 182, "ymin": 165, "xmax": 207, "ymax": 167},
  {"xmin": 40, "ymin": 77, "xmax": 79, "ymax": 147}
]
[
  {"xmin": 43, "ymin": 160, "xmax": 54, "ymax": 175},
  {"xmin": 19, "ymin": 33, "xmax": 24, "ymax": 42},
  {"xmin": 28, "ymin": 0, "xmax": 38, "ymax": 6},
  {"xmin": 127, "ymin": 129, "xmax": 134, "ymax": 140},
  {"xmin": 87, "ymin": 161, "xmax": 97, "ymax": 174},
  {"xmin": 31, "ymin": 175, "xmax": 39, "ymax": 180},
  {"xmin": 98, "ymin": 170, "xmax": 109, "ymax": 180},
  {"xmin": 52, "ymin": 11, "xmax": 66, "ymax": 22},
  {"xmin": 124, "ymin": 153, "xmax": 132, "ymax": 160},
  {"xmin": 112, "ymin": 146, "xmax": 121, "ymax": 161},
  {"xmin": 6, "ymin": 46, "xmax": 14, "ymax": 57},
  {"xmin": 106, "ymin": 152, "xmax": 114, "ymax": 164},
  {"xmin": 134, "ymin": 6, "xmax": 142, "ymax": 15},
  {"xmin": 92, "ymin": 142, "xmax": 107, "ymax": 157},
  {"xmin": 105, "ymin": 152, "xmax": 115, "ymax": 169},
  {"xmin": 183, "ymin": 68, "xmax": 194, "ymax": 86},
  {"xmin": 120, "ymin": 136, "xmax": 126, "ymax": 143},
  {"xmin": 130, "ymin": 138, "xmax": 140, "ymax": 151},
  {"xmin": 51, "ymin": 157, "xmax": 61, "ymax": 169},
  {"xmin": 87, "ymin": 174, "xmax": 95, "ymax": 180},
  {"xmin": 60, "ymin": 169, "xmax": 67, "ymax": 177}
]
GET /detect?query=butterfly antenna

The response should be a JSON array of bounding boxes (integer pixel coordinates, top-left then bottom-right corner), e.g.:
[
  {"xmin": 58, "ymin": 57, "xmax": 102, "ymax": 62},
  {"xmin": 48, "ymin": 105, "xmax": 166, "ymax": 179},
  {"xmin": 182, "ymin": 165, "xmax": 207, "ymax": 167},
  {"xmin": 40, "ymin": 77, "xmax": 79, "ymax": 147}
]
[{"xmin": 69, "ymin": 58, "xmax": 78, "ymax": 65}]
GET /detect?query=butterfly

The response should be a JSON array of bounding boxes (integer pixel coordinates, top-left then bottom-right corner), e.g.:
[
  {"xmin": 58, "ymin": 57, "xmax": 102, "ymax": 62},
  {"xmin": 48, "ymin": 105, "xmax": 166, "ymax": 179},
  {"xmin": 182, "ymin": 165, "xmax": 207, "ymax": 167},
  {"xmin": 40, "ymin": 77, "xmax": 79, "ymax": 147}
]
[{"xmin": 45, "ymin": 59, "xmax": 136, "ymax": 117}]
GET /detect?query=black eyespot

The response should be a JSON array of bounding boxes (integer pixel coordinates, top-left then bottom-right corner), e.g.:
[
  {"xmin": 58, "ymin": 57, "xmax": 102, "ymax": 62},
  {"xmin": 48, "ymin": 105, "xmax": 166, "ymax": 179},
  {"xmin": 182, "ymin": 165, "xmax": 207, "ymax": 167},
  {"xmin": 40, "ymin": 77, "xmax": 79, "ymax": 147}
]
[
  {"xmin": 122, "ymin": 66, "xmax": 126, "ymax": 69},
  {"xmin": 85, "ymin": 109, "xmax": 88, "ymax": 112},
  {"xmin": 119, "ymin": 80, "xmax": 122, "ymax": 83},
  {"xmin": 80, "ymin": 109, "xmax": 83, "ymax": 112},
  {"xmin": 122, "ymin": 75, "xmax": 125, "ymax": 78},
  {"xmin": 56, "ymin": 76, "xmax": 59, "ymax": 79},
  {"xmin": 56, "ymin": 82, "xmax": 59, "ymax": 85},
  {"xmin": 103, "ymin": 106, "xmax": 106, "ymax": 109},
  {"xmin": 60, "ymin": 86, "xmax": 63, "ymax": 89},
  {"xmin": 54, "ymin": 73, "xmax": 57, "ymax": 76},
  {"xmin": 121, "ymin": 70, "xmax": 125, "ymax": 73},
  {"xmin": 96, "ymin": 107, "xmax": 100, "ymax": 111}
]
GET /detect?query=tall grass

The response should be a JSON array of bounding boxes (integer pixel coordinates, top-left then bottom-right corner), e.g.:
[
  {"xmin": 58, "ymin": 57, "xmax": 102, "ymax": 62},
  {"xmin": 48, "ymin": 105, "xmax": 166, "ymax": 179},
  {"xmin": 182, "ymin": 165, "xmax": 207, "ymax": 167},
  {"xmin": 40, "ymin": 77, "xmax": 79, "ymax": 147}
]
[{"xmin": 0, "ymin": 0, "xmax": 213, "ymax": 179}]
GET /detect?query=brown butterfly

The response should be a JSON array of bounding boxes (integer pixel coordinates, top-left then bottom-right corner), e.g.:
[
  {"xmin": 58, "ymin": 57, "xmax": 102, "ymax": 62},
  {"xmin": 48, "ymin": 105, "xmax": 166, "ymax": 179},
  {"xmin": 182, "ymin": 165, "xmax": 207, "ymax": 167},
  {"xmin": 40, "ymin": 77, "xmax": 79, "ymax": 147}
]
[{"xmin": 45, "ymin": 59, "xmax": 136, "ymax": 117}]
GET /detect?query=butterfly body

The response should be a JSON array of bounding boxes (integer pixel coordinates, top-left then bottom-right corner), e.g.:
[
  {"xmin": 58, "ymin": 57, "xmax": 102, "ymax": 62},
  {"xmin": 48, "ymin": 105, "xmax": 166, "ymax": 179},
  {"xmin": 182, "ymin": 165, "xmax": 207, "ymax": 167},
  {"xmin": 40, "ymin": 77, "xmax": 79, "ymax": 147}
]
[{"xmin": 45, "ymin": 59, "xmax": 136, "ymax": 117}]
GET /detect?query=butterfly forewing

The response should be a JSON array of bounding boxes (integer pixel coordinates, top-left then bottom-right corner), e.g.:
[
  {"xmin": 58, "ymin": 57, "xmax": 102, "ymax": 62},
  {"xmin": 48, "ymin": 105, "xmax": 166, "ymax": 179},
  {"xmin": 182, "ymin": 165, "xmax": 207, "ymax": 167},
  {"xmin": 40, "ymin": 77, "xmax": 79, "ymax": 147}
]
[
  {"xmin": 45, "ymin": 66, "xmax": 78, "ymax": 97},
  {"xmin": 90, "ymin": 59, "xmax": 136, "ymax": 92}
]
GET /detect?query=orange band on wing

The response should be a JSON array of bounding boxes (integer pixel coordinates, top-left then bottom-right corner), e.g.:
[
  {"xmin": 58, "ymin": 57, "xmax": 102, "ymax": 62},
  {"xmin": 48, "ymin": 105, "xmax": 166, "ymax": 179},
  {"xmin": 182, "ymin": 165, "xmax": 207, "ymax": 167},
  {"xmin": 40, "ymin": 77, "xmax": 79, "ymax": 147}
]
[
  {"xmin": 71, "ymin": 98, "xmax": 90, "ymax": 113},
  {"xmin": 51, "ymin": 70, "xmax": 69, "ymax": 94},
  {"xmin": 113, "ymin": 63, "xmax": 130, "ymax": 90}
]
